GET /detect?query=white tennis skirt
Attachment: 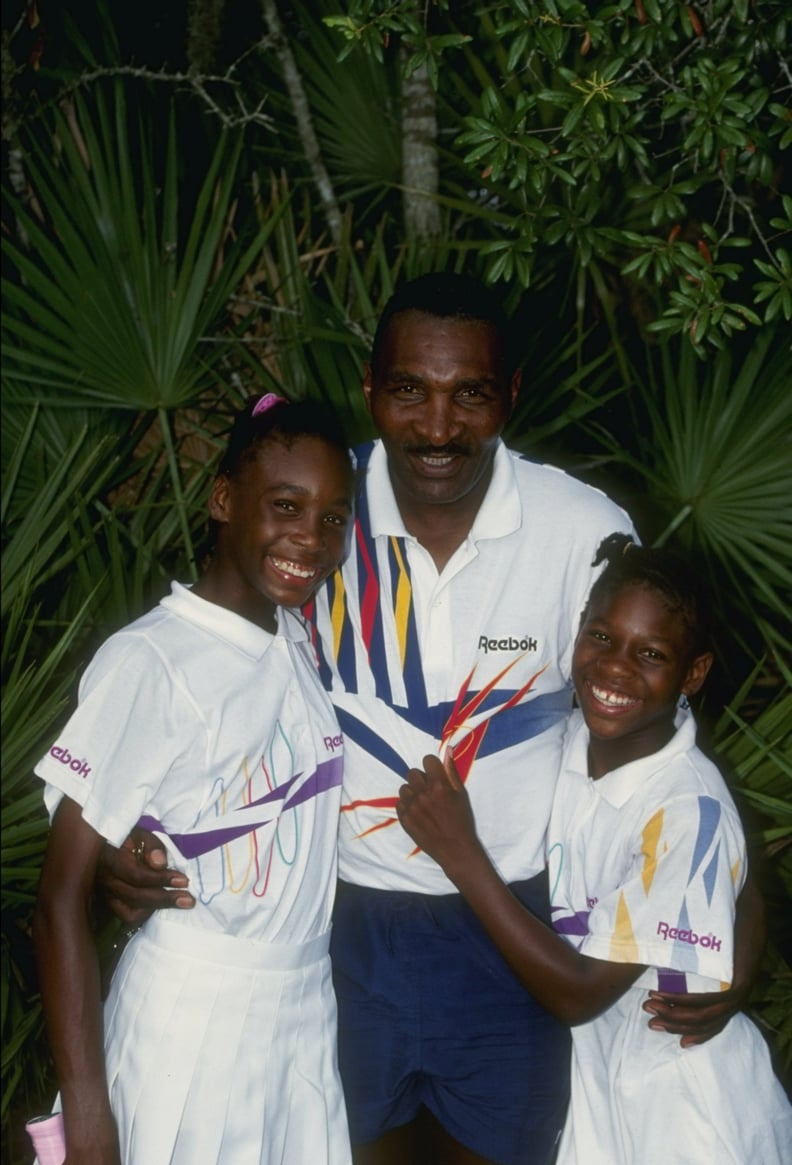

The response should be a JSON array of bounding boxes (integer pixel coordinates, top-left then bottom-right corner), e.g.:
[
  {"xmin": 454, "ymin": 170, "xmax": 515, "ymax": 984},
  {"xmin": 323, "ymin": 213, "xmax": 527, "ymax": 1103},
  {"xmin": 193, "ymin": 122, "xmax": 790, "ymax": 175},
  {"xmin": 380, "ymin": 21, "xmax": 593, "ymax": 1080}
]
[{"xmin": 102, "ymin": 914, "xmax": 352, "ymax": 1165}]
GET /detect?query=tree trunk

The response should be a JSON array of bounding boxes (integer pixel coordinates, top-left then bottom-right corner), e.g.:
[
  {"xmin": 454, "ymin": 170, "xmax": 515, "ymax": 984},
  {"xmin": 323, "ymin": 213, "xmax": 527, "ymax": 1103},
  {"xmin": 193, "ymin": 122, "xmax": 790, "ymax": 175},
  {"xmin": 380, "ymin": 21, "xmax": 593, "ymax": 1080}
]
[
  {"xmin": 187, "ymin": 0, "xmax": 226, "ymax": 74},
  {"xmin": 401, "ymin": 55, "xmax": 440, "ymax": 240},
  {"xmin": 260, "ymin": 0, "xmax": 343, "ymax": 248}
]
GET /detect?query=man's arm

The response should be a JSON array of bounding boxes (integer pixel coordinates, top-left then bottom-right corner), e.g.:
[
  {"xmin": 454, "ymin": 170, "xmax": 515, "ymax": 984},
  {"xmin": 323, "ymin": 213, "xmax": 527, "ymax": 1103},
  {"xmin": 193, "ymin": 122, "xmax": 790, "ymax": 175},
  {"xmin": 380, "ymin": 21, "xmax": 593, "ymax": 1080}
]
[
  {"xmin": 642, "ymin": 871, "xmax": 765, "ymax": 1046},
  {"xmin": 397, "ymin": 755, "xmax": 644, "ymax": 1025},
  {"xmin": 33, "ymin": 798, "xmax": 122, "ymax": 1165},
  {"xmin": 97, "ymin": 828, "xmax": 195, "ymax": 925}
]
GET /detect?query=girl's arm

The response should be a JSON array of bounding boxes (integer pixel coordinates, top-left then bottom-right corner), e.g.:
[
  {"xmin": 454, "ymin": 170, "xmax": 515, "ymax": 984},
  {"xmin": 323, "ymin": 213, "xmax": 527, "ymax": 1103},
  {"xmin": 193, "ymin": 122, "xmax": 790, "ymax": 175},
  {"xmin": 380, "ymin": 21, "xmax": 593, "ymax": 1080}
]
[
  {"xmin": 397, "ymin": 756, "xmax": 644, "ymax": 1025},
  {"xmin": 33, "ymin": 797, "xmax": 122, "ymax": 1165}
]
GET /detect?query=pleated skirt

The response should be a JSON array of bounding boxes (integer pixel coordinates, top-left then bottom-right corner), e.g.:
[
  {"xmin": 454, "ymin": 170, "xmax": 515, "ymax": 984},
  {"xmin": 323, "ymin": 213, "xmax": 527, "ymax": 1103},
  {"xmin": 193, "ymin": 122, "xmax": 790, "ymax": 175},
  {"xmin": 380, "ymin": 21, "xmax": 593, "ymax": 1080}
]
[{"xmin": 102, "ymin": 915, "xmax": 352, "ymax": 1165}]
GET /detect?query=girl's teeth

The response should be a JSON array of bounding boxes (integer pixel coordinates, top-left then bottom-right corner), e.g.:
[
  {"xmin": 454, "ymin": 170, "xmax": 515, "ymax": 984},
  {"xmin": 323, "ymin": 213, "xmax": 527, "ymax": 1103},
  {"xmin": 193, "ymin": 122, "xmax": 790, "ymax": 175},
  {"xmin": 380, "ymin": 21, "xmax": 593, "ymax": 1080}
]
[
  {"xmin": 591, "ymin": 685, "xmax": 636, "ymax": 708},
  {"xmin": 273, "ymin": 558, "xmax": 316, "ymax": 579}
]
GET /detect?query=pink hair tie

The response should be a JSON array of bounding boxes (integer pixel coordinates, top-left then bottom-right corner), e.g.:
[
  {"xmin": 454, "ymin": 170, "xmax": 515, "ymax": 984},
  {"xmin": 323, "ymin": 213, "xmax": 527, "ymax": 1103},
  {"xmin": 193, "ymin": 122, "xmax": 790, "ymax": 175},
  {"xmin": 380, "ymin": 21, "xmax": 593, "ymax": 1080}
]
[{"xmin": 252, "ymin": 393, "xmax": 287, "ymax": 417}]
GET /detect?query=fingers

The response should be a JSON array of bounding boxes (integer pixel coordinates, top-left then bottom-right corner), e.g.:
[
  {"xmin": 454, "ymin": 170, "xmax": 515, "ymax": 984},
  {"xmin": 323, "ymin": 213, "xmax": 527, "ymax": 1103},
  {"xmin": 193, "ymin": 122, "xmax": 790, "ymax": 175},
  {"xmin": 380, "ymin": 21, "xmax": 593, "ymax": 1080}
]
[
  {"xmin": 405, "ymin": 765, "xmax": 429, "ymax": 789},
  {"xmin": 643, "ymin": 990, "xmax": 734, "ymax": 1046},
  {"xmin": 399, "ymin": 758, "xmax": 450, "ymax": 808},
  {"xmin": 421, "ymin": 756, "xmax": 446, "ymax": 784},
  {"xmin": 98, "ymin": 838, "xmax": 196, "ymax": 922},
  {"xmin": 103, "ymin": 840, "xmax": 188, "ymax": 889},
  {"xmin": 103, "ymin": 896, "xmax": 151, "ymax": 927},
  {"xmin": 400, "ymin": 753, "xmax": 467, "ymax": 806},
  {"xmin": 646, "ymin": 1011, "xmax": 727, "ymax": 1046},
  {"xmin": 105, "ymin": 885, "xmax": 196, "ymax": 919},
  {"xmin": 396, "ymin": 784, "xmax": 413, "ymax": 814},
  {"xmin": 397, "ymin": 768, "xmax": 422, "ymax": 807},
  {"xmin": 418, "ymin": 753, "xmax": 461, "ymax": 789},
  {"xmin": 124, "ymin": 827, "xmax": 170, "ymax": 871}
]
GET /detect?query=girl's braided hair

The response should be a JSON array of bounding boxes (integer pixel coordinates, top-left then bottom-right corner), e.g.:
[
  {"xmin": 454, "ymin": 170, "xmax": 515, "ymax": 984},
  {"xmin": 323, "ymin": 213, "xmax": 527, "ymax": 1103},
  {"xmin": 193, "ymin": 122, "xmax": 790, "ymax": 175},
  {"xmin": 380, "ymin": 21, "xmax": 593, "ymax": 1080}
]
[
  {"xmin": 586, "ymin": 533, "xmax": 713, "ymax": 655},
  {"xmin": 219, "ymin": 396, "xmax": 349, "ymax": 479}
]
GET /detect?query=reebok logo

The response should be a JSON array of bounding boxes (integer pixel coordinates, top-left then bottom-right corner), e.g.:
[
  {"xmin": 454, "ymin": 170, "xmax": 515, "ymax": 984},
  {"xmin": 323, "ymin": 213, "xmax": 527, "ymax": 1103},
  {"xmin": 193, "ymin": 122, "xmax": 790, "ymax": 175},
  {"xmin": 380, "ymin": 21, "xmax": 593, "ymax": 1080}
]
[
  {"xmin": 50, "ymin": 746, "xmax": 91, "ymax": 778},
  {"xmin": 657, "ymin": 921, "xmax": 722, "ymax": 951},
  {"xmin": 324, "ymin": 734, "xmax": 343, "ymax": 752},
  {"xmin": 478, "ymin": 635, "xmax": 538, "ymax": 654}
]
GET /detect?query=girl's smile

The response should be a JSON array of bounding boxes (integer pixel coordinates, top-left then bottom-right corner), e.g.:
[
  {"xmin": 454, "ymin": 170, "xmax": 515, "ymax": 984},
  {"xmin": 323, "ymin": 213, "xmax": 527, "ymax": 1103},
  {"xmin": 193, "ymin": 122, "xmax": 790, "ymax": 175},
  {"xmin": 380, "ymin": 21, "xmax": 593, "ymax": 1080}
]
[
  {"xmin": 269, "ymin": 556, "xmax": 323, "ymax": 582},
  {"xmin": 585, "ymin": 682, "xmax": 640, "ymax": 711}
]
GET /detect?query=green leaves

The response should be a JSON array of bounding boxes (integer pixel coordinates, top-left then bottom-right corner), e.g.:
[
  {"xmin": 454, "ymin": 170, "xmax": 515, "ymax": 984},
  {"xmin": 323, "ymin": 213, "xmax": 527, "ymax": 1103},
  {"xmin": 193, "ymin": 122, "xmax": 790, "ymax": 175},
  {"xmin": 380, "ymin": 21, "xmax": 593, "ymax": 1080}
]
[
  {"xmin": 323, "ymin": 1, "xmax": 469, "ymax": 88},
  {"xmin": 340, "ymin": 0, "xmax": 789, "ymax": 349},
  {"xmin": 592, "ymin": 331, "xmax": 792, "ymax": 648},
  {"xmin": 319, "ymin": 0, "xmax": 787, "ymax": 349},
  {"xmin": 2, "ymin": 81, "xmax": 292, "ymax": 571},
  {"xmin": 2, "ymin": 84, "xmax": 269, "ymax": 412},
  {"xmin": 753, "ymin": 196, "xmax": 792, "ymax": 324},
  {"xmin": 713, "ymin": 659, "xmax": 792, "ymax": 1069}
]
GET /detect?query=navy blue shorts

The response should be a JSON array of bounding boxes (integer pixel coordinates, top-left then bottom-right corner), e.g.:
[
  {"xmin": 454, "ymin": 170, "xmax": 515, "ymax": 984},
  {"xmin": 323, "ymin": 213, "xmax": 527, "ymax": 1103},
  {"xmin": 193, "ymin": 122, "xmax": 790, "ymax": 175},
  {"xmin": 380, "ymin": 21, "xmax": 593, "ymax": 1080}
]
[{"xmin": 330, "ymin": 873, "xmax": 571, "ymax": 1165}]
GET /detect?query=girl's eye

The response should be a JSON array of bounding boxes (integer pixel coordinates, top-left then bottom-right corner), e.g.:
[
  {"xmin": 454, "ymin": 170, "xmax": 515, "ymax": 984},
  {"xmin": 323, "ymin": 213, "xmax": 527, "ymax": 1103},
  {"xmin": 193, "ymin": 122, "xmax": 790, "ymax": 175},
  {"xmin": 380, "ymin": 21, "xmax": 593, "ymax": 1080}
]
[
  {"xmin": 588, "ymin": 629, "xmax": 609, "ymax": 642},
  {"xmin": 323, "ymin": 513, "xmax": 348, "ymax": 528},
  {"xmin": 273, "ymin": 499, "xmax": 298, "ymax": 513},
  {"xmin": 641, "ymin": 648, "xmax": 666, "ymax": 661}
]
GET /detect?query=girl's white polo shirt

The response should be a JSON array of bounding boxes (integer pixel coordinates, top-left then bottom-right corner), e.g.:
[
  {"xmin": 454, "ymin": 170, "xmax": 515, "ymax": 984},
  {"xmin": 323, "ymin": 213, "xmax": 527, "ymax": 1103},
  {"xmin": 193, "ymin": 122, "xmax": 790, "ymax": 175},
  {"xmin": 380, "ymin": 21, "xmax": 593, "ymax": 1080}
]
[
  {"xmin": 550, "ymin": 711, "xmax": 792, "ymax": 1164},
  {"xmin": 36, "ymin": 583, "xmax": 345, "ymax": 945}
]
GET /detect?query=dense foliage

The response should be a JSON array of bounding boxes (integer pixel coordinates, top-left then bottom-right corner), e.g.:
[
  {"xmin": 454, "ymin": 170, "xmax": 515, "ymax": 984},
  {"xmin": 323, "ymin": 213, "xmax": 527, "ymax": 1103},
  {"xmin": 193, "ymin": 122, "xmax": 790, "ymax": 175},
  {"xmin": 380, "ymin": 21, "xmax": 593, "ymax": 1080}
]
[
  {"xmin": 327, "ymin": 0, "xmax": 791, "ymax": 350},
  {"xmin": 1, "ymin": 2, "xmax": 790, "ymax": 1158}
]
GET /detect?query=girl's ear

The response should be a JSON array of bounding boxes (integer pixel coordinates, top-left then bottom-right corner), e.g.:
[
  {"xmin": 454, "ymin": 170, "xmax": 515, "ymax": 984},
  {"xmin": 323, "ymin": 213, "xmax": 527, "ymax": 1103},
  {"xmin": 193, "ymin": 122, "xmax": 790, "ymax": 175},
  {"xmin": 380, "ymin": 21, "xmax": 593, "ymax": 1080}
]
[
  {"xmin": 681, "ymin": 651, "xmax": 714, "ymax": 698},
  {"xmin": 208, "ymin": 475, "xmax": 232, "ymax": 524}
]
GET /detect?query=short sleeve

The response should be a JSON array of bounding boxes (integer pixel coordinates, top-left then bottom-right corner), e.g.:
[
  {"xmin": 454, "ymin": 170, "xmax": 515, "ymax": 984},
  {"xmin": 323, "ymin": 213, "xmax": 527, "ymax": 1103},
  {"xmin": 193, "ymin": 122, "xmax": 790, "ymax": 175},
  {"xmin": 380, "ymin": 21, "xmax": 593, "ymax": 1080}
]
[
  {"xmin": 580, "ymin": 794, "xmax": 746, "ymax": 986},
  {"xmin": 35, "ymin": 632, "xmax": 200, "ymax": 846}
]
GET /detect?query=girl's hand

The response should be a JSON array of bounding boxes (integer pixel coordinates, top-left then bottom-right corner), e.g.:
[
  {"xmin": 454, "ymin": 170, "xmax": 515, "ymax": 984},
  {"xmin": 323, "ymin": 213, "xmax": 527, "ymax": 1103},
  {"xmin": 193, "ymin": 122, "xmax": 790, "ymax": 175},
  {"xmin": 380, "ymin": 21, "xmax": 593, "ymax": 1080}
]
[
  {"xmin": 396, "ymin": 749, "xmax": 481, "ymax": 877},
  {"xmin": 642, "ymin": 978, "xmax": 749, "ymax": 1047}
]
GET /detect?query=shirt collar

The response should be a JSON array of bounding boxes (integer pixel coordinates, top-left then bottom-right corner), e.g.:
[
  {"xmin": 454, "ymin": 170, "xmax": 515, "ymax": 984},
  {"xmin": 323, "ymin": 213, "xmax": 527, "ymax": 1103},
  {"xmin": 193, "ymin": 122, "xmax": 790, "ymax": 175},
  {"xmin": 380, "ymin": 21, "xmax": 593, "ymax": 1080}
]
[
  {"xmin": 161, "ymin": 582, "xmax": 307, "ymax": 659},
  {"xmin": 563, "ymin": 706, "xmax": 698, "ymax": 809},
  {"xmin": 364, "ymin": 439, "xmax": 522, "ymax": 542}
]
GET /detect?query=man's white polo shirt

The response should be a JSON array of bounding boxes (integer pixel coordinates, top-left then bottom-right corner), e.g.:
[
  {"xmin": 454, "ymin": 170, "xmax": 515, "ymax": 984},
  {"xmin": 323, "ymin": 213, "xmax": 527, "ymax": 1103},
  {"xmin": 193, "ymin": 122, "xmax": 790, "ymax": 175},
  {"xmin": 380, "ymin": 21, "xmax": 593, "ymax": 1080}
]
[{"xmin": 306, "ymin": 439, "xmax": 632, "ymax": 893}]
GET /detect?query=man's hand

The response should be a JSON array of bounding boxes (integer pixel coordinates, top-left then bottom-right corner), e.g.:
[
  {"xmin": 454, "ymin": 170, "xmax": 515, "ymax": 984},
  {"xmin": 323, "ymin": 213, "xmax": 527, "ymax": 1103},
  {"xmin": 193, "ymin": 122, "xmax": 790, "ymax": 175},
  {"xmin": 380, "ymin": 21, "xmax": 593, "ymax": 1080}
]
[
  {"xmin": 396, "ymin": 749, "xmax": 481, "ymax": 877},
  {"xmin": 643, "ymin": 871, "xmax": 764, "ymax": 1047},
  {"xmin": 97, "ymin": 828, "xmax": 195, "ymax": 925}
]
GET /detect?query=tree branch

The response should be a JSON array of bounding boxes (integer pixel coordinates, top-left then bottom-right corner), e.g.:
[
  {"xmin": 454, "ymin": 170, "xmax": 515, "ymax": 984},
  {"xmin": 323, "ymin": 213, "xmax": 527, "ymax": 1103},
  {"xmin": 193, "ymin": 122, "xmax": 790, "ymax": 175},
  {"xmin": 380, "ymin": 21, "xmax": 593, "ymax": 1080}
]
[{"xmin": 259, "ymin": 0, "xmax": 344, "ymax": 247}]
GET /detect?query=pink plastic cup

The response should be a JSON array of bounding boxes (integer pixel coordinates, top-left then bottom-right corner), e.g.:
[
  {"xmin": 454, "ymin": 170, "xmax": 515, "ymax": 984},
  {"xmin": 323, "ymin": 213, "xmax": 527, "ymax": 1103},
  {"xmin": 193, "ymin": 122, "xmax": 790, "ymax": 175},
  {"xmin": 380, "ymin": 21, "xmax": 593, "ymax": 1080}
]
[{"xmin": 25, "ymin": 1112, "xmax": 65, "ymax": 1165}]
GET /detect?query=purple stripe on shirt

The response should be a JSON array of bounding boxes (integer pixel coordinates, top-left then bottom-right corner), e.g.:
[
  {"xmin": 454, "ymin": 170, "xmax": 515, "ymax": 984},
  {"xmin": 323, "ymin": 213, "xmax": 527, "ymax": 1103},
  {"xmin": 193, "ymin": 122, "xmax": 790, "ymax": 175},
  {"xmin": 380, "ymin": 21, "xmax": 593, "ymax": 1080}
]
[
  {"xmin": 551, "ymin": 908, "xmax": 590, "ymax": 937},
  {"xmin": 656, "ymin": 967, "xmax": 688, "ymax": 993},
  {"xmin": 137, "ymin": 754, "xmax": 343, "ymax": 859}
]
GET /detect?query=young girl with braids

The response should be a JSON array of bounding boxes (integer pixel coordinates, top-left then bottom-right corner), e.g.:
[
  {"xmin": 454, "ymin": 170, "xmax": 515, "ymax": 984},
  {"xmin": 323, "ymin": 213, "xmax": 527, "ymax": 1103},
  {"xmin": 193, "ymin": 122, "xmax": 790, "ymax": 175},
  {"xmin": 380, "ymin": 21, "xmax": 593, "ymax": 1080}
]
[
  {"xmin": 33, "ymin": 396, "xmax": 355, "ymax": 1165},
  {"xmin": 398, "ymin": 533, "xmax": 791, "ymax": 1164}
]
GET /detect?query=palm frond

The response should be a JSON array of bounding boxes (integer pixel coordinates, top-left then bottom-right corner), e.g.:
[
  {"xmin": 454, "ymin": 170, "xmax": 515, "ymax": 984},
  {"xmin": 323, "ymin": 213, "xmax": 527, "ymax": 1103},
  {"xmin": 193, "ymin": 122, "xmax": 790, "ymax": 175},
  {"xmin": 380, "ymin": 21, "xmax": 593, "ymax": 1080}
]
[
  {"xmin": 588, "ymin": 331, "xmax": 792, "ymax": 644},
  {"xmin": 2, "ymin": 83, "xmax": 277, "ymax": 413}
]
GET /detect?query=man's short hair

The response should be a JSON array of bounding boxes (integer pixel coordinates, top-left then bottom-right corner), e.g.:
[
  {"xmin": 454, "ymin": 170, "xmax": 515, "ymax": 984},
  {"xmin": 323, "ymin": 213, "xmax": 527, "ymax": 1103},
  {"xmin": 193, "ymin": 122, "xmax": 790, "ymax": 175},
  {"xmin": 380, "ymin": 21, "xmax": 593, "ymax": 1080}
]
[{"xmin": 371, "ymin": 273, "xmax": 516, "ymax": 375}]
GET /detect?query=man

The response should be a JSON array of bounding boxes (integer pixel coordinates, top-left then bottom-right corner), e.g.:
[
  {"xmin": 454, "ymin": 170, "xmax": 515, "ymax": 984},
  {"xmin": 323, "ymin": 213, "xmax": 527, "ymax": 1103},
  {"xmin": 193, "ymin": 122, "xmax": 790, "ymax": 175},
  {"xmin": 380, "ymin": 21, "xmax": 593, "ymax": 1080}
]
[{"xmin": 101, "ymin": 274, "xmax": 759, "ymax": 1165}]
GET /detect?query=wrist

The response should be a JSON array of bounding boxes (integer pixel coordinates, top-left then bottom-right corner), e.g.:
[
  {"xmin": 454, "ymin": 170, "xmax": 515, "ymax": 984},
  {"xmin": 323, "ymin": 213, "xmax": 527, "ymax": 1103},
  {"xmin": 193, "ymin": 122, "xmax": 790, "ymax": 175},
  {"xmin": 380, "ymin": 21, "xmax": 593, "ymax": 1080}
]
[{"xmin": 443, "ymin": 839, "xmax": 491, "ymax": 892}]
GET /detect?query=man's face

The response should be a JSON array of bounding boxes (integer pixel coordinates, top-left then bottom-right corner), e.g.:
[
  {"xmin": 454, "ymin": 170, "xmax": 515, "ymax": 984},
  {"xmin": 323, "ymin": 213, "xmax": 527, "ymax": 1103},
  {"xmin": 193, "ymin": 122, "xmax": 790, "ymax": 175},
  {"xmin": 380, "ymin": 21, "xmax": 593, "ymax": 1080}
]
[{"xmin": 363, "ymin": 311, "xmax": 519, "ymax": 514}]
